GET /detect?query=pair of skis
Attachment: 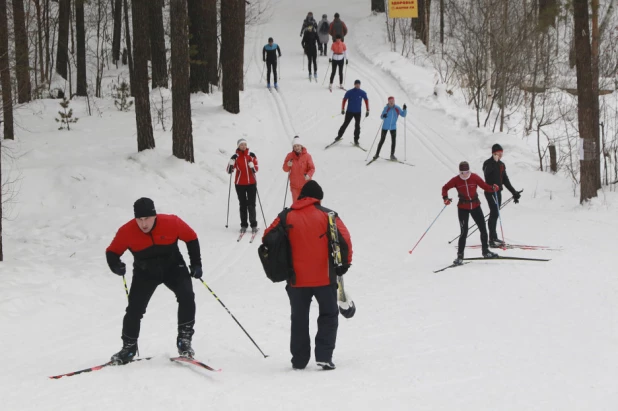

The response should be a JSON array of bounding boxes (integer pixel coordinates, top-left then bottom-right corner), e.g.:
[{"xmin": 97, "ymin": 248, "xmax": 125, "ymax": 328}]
[
  {"xmin": 49, "ymin": 356, "xmax": 221, "ymax": 379},
  {"xmin": 329, "ymin": 85, "xmax": 346, "ymax": 93},
  {"xmin": 237, "ymin": 228, "xmax": 260, "ymax": 243},
  {"xmin": 465, "ymin": 244, "xmax": 561, "ymax": 251},
  {"xmin": 433, "ymin": 255, "xmax": 551, "ymax": 273},
  {"xmin": 366, "ymin": 156, "xmax": 414, "ymax": 167},
  {"xmin": 324, "ymin": 140, "xmax": 367, "ymax": 152}
]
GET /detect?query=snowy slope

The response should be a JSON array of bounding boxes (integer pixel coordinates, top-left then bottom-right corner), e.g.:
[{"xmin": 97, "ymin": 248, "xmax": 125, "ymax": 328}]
[{"xmin": 1, "ymin": 0, "xmax": 618, "ymax": 410}]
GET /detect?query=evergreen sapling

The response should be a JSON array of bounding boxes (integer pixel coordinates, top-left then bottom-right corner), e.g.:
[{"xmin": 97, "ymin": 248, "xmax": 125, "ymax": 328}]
[
  {"xmin": 114, "ymin": 81, "xmax": 134, "ymax": 111},
  {"xmin": 55, "ymin": 97, "xmax": 78, "ymax": 130}
]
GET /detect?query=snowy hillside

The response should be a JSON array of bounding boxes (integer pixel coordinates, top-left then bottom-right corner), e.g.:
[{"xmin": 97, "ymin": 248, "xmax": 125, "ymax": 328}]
[{"xmin": 1, "ymin": 0, "xmax": 618, "ymax": 410}]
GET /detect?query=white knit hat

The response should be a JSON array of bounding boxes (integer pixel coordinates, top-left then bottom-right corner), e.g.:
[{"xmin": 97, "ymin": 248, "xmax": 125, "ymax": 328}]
[
  {"xmin": 292, "ymin": 136, "xmax": 303, "ymax": 147},
  {"xmin": 237, "ymin": 138, "xmax": 247, "ymax": 148}
]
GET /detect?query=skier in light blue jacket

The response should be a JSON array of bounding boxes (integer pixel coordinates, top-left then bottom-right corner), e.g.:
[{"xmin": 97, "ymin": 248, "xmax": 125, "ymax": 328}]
[{"xmin": 373, "ymin": 97, "xmax": 407, "ymax": 160}]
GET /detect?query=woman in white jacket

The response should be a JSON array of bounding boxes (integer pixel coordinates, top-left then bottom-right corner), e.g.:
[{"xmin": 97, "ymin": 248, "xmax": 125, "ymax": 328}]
[{"xmin": 317, "ymin": 14, "xmax": 330, "ymax": 56}]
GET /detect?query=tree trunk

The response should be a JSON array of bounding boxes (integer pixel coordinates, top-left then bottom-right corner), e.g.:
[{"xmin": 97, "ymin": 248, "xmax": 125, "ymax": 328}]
[
  {"xmin": 573, "ymin": 0, "xmax": 598, "ymax": 202},
  {"xmin": 188, "ymin": 0, "xmax": 209, "ymax": 92},
  {"xmin": 12, "ymin": 0, "xmax": 31, "ymax": 102},
  {"xmin": 591, "ymin": 0, "xmax": 601, "ymax": 189},
  {"xmin": 371, "ymin": 0, "xmax": 385, "ymax": 12},
  {"xmin": 170, "ymin": 0, "xmax": 194, "ymax": 162},
  {"xmin": 238, "ymin": 0, "xmax": 245, "ymax": 91},
  {"xmin": 35, "ymin": 0, "xmax": 46, "ymax": 84},
  {"xmin": 414, "ymin": 0, "xmax": 431, "ymax": 48},
  {"xmin": 0, "ymin": 0, "xmax": 14, "ymax": 139},
  {"xmin": 205, "ymin": 0, "xmax": 218, "ymax": 87},
  {"xmin": 221, "ymin": 0, "xmax": 242, "ymax": 113},
  {"xmin": 45, "ymin": 0, "xmax": 51, "ymax": 82},
  {"xmin": 124, "ymin": 0, "xmax": 134, "ymax": 95},
  {"xmin": 56, "ymin": 0, "xmax": 70, "ymax": 80},
  {"xmin": 149, "ymin": 0, "xmax": 168, "ymax": 89},
  {"xmin": 112, "ymin": 0, "xmax": 122, "ymax": 63},
  {"xmin": 75, "ymin": 0, "xmax": 87, "ymax": 96},
  {"xmin": 440, "ymin": 0, "xmax": 444, "ymax": 45},
  {"xmin": 538, "ymin": 0, "xmax": 558, "ymax": 31},
  {"xmin": 131, "ymin": 0, "xmax": 155, "ymax": 151}
]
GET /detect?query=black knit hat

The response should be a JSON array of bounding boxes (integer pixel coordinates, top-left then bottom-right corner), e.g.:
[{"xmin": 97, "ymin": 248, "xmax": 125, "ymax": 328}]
[
  {"xmin": 459, "ymin": 161, "xmax": 470, "ymax": 172},
  {"xmin": 492, "ymin": 143, "xmax": 503, "ymax": 153},
  {"xmin": 134, "ymin": 197, "xmax": 156, "ymax": 218},
  {"xmin": 298, "ymin": 180, "xmax": 324, "ymax": 200}
]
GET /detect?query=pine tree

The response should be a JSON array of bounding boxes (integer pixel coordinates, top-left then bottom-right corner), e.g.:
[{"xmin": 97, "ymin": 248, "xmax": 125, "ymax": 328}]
[
  {"xmin": 114, "ymin": 82, "xmax": 134, "ymax": 111},
  {"xmin": 56, "ymin": 97, "xmax": 79, "ymax": 130}
]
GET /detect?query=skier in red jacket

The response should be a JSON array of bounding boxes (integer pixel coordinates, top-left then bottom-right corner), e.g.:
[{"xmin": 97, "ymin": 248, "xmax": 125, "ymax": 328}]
[
  {"xmin": 263, "ymin": 180, "xmax": 352, "ymax": 371},
  {"xmin": 106, "ymin": 198, "xmax": 202, "ymax": 364},
  {"xmin": 282, "ymin": 136, "xmax": 316, "ymax": 201},
  {"xmin": 442, "ymin": 161, "xmax": 499, "ymax": 265},
  {"xmin": 227, "ymin": 138, "xmax": 259, "ymax": 234}
]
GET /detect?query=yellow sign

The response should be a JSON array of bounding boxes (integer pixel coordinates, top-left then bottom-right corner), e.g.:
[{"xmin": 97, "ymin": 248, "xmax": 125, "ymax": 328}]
[{"xmin": 388, "ymin": 0, "xmax": 418, "ymax": 18}]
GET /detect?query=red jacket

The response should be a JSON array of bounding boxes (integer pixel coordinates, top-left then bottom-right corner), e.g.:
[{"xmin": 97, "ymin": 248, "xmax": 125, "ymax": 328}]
[
  {"xmin": 442, "ymin": 173, "xmax": 495, "ymax": 210},
  {"xmin": 106, "ymin": 214, "xmax": 201, "ymax": 276},
  {"xmin": 228, "ymin": 148, "xmax": 258, "ymax": 185},
  {"xmin": 263, "ymin": 197, "xmax": 352, "ymax": 287},
  {"xmin": 282, "ymin": 148, "xmax": 315, "ymax": 189}
]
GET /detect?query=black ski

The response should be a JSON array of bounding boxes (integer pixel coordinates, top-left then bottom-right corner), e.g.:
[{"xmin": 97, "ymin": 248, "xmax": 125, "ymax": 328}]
[
  {"xmin": 49, "ymin": 357, "xmax": 153, "ymax": 379},
  {"xmin": 325, "ymin": 139, "xmax": 342, "ymax": 150},
  {"xmin": 351, "ymin": 143, "xmax": 367, "ymax": 152},
  {"xmin": 463, "ymin": 256, "xmax": 550, "ymax": 262},
  {"xmin": 433, "ymin": 262, "xmax": 470, "ymax": 273},
  {"xmin": 366, "ymin": 157, "xmax": 379, "ymax": 166},
  {"xmin": 465, "ymin": 244, "xmax": 561, "ymax": 251},
  {"xmin": 170, "ymin": 356, "xmax": 221, "ymax": 372},
  {"xmin": 366, "ymin": 157, "xmax": 414, "ymax": 167}
]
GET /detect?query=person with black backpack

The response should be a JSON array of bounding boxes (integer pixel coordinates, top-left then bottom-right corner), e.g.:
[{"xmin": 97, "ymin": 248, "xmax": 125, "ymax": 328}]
[
  {"xmin": 317, "ymin": 14, "xmax": 330, "ymax": 56},
  {"xmin": 261, "ymin": 181, "xmax": 353, "ymax": 371}
]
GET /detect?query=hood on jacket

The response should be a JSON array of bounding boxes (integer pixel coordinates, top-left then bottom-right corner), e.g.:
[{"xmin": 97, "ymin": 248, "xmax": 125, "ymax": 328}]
[{"xmin": 291, "ymin": 197, "xmax": 320, "ymax": 210}]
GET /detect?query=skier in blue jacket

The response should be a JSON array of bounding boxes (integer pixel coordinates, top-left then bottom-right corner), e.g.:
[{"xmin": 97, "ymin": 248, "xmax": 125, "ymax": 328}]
[
  {"xmin": 263, "ymin": 37, "xmax": 282, "ymax": 89},
  {"xmin": 334, "ymin": 79, "xmax": 369, "ymax": 145},
  {"xmin": 373, "ymin": 97, "xmax": 407, "ymax": 160}
]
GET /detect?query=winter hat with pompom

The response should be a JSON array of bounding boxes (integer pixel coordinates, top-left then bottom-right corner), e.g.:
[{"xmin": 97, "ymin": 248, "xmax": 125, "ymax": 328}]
[
  {"xmin": 237, "ymin": 138, "xmax": 247, "ymax": 148},
  {"xmin": 292, "ymin": 136, "xmax": 303, "ymax": 147}
]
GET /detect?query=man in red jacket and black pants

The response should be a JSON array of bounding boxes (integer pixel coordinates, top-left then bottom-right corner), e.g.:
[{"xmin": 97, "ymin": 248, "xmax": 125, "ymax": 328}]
[
  {"xmin": 106, "ymin": 198, "xmax": 203, "ymax": 364},
  {"xmin": 263, "ymin": 180, "xmax": 352, "ymax": 371},
  {"xmin": 442, "ymin": 161, "xmax": 499, "ymax": 265}
]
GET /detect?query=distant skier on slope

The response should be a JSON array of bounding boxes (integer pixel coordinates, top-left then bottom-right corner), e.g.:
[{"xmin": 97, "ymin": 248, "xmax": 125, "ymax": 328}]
[
  {"xmin": 334, "ymin": 79, "xmax": 369, "ymax": 145},
  {"xmin": 300, "ymin": 12, "xmax": 318, "ymax": 37},
  {"xmin": 373, "ymin": 97, "xmax": 407, "ymax": 161},
  {"xmin": 106, "ymin": 198, "xmax": 203, "ymax": 364},
  {"xmin": 227, "ymin": 138, "xmax": 259, "ymax": 235},
  {"xmin": 262, "ymin": 180, "xmax": 353, "ymax": 371},
  {"xmin": 328, "ymin": 12, "xmax": 348, "ymax": 42},
  {"xmin": 263, "ymin": 37, "xmax": 282, "ymax": 89},
  {"xmin": 301, "ymin": 24, "xmax": 319, "ymax": 80},
  {"xmin": 328, "ymin": 35, "xmax": 347, "ymax": 91},
  {"xmin": 442, "ymin": 161, "xmax": 500, "ymax": 265},
  {"xmin": 482, "ymin": 144, "xmax": 521, "ymax": 248},
  {"xmin": 283, "ymin": 136, "xmax": 316, "ymax": 201},
  {"xmin": 318, "ymin": 14, "xmax": 330, "ymax": 56}
]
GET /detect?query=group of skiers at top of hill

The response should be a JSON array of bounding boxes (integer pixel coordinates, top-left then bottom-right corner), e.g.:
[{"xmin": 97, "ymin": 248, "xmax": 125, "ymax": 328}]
[{"xmin": 442, "ymin": 144, "xmax": 522, "ymax": 266}]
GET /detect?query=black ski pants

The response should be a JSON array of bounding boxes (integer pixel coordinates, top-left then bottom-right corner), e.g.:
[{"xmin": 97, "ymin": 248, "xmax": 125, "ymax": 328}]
[
  {"xmin": 376, "ymin": 129, "xmax": 397, "ymax": 156},
  {"xmin": 319, "ymin": 40, "xmax": 328, "ymax": 55},
  {"xmin": 485, "ymin": 191, "xmax": 501, "ymax": 241},
  {"xmin": 122, "ymin": 268, "xmax": 195, "ymax": 341},
  {"xmin": 236, "ymin": 184, "xmax": 257, "ymax": 228},
  {"xmin": 266, "ymin": 60, "xmax": 278, "ymax": 84},
  {"xmin": 337, "ymin": 112, "xmax": 361, "ymax": 142},
  {"xmin": 286, "ymin": 284, "xmax": 339, "ymax": 368},
  {"xmin": 306, "ymin": 49, "xmax": 317, "ymax": 74},
  {"xmin": 330, "ymin": 59, "xmax": 344, "ymax": 85},
  {"xmin": 457, "ymin": 206, "xmax": 489, "ymax": 256}
]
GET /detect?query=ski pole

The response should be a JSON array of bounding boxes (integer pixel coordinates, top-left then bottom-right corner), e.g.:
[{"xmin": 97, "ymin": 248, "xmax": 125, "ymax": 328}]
[
  {"xmin": 409, "ymin": 203, "xmax": 449, "ymax": 254},
  {"xmin": 343, "ymin": 61, "xmax": 348, "ymax": 85},
  {"xmin": 493, "ymin": 191, "xmax": 506, "ymax": 246},
  {"xmin": 277, "ymin": 56, "xmax": 282, "ymax": 81},
  {"xmin": 322, "ymin": 60, "xmax": 331, "ymax": 85},
  {"xmin": 225, "ymin": 173, "xmax": 232, "ymax": 228},
  {"xmin": 302, "ymin": 53, "xmax": 304, "ymax": 71},
  {"xmin": 404, "ymin": 112, "xmax": 407, "ymax": 162},
  {"xmin": 283, "ymin": 171, "xmax": 290, "ymax": 209},
  {"xmin": 259, "ymin": 61, "xmax": 265, "ymax": 83},
  {"xmin": 198, "ymin": 279, "xmax": 268, "ymax": 358},
  {"xmin": 365, "ymin": 121, "xmax": 384, "ymax": 161},
  {"xmin": 122, "ymin": 275, "xmax": 129, "ymax": 300},
  {"xmin": 252, "ymin": 170, "xmax": 268, "ymax": 227}
]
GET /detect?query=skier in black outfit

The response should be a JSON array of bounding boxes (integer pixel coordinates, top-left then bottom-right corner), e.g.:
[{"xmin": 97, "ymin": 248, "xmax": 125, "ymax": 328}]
[
  {"xmin": 299, "ymin": 12, "xmax": 318, "ymax": 36},
  {"xmin": 482, "ymin": 144, "xmax": 521, "ymax": 248},
  {"xmin": 263, "ymin": 37, "xmax": 282, "ymax": 89},
  {"xmin": 302, "ymin": 25, "xmax": 319, "ymax": 80}
]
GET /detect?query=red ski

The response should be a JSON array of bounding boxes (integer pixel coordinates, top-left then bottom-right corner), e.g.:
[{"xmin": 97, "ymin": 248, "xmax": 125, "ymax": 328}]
[
  {"xmin": 49, "ymin": 357, "xmax": 153, "ymax": 379},
  {"xmin": 170, "ymin": 356, "xmax": 221, "ymax": 372}
]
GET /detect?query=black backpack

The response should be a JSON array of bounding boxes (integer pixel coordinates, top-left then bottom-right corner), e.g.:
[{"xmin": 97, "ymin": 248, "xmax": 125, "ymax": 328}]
[{"xmin": 258, "ymin": 209, "xmax": 295, "ymax": 283}]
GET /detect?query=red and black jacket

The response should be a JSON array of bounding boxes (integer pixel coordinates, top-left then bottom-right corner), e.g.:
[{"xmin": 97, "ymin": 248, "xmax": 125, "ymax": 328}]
[
  {"xmin": 442, "ymin": 173, "xmax": 494, "ymax": 210},
  {"xmin": 263, "ymin": 197, "xmax": 352, "ymax": 288},
  {"xmin": 482, "ymin": 157, "xmax": 516, "ymax": 195},
  {"xmin": 106, "ymin": 214, "xmax": 201, "ymax": 277},
  {"xmin": 227, "ymin": 148, "xmax": 258, "ymax": 186}
]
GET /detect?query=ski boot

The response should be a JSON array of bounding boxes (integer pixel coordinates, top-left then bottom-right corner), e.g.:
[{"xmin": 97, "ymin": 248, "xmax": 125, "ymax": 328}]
[
  {"xmin": 334, "ymin": 136, "xmax": 342, "ymax": 142},
  {"xmin": 483, "ymin": 250, "xmax": 499, "ymax": 259},
  {"xmin": 110, "ymin": 337, "xmax": 138, "ymax": 365},
  {"xmin": 329, "ymin": 83, "xmax": 333, "ymax": 91},
  {"xmin": 353, "ymin": 139, "xmax": 360, "ymax": 146},
  {"xmin": 266, "ymin": 83, "xmax": 271, "ymax": 89},
  {"xmin": 390, "ymin": 154, "xmax": 398, "ymax": 161},
  {"xmin": 251, "ymin": 227, "xmax": 259, "ymax": 234},
  {"xmin": 308, "ymin": 72, "xmax": 312, "ymax": 80},
  {"xmin": 453, "ymin": 254, "xmax": 464, "ymax": 265},
  {"xmin": 373, "ymin": 154, "xmax": 379, "ymax": 160},
  {"xmin": 489, "ymin": 239, "xmax": 505, "ymax": 248},
  {"xmin": 240, "ymin": 227, "xmax": 247, "ymax": 234},
  {"xmin": 314, "ymin": 72, "xmax": 318, "ymax": 80},
  {"xmin": 316, "ymin": 361, "xmax": 336, "ymax": 370},
  {"xmin": 274, "ymin": 82, "xmax": 279, "ymax": 89},
  {"xmin": 177, "ymin": 323, "xmax": 195, "ymax": 358}
]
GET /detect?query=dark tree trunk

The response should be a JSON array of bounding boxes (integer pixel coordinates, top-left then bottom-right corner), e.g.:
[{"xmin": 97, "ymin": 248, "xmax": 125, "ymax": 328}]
[
  {"xmin": 221, "ymin": 0, "xmax": 242, "ymax": 113},
  {"xmin": 35, "ymin": 0, "xmax": 45, "ymax": 84},
  {"xmin": 45, "ymin": 0, "xmax": 51, "ymax": 81},
  {"xmin": 112, "ymin": 0, "xmax": 122, "ymax": 62},
  {"xmin": 205, "ymin": 0, "xmax": 218, "ymax": 86},
  {"xmin": 414, "ymin": 0, "xmax": 431, "ymax": 47},
  {"xmin": 12, "ymin": 0, "xmax": 31, "ymax": 102},
  {"xmin": 75, "ymin": 0, "xmax": 87, "ymax": 96},
  {"xmin": 170, "ymin": 0, "xmax": 194, "ymax": 162},
  {"xmin": 150, "ymin": 0, "xmax": 168, "ymax": 88},
  {"xmin": 591, "ymin": 0, "xmax": 601, "ymax": 189},
  {"xmin": 131, "ymin": 0, "xmax": 155, "ymax": 151},
  {"xmin": 371, "ymin": 0, "xmax": 385, "ymax": 12},
  {"xmin": 188, "ymin": 0, "xmax": 209, "ymax": 93},
  {"xmin": 573, "ymin": 0, "xmax": 598, "ymax": 202},
  {"xmin": 440, "ymin": 0, "xmax": 444, "ymax": 45},
  {"xmin": 124, "ymin": 0, "xmax": 134, "ymax": 95},
  {"xmin": 238, "ymin": 0, "xmax": 246, "ymax": 91},
  {"xmin": 56, "ymin": 0, "xmax": 70, "ymax": 80},
  {"xmin": 0, "ymin": 0, "xmax": 14, "ymax": 139}
]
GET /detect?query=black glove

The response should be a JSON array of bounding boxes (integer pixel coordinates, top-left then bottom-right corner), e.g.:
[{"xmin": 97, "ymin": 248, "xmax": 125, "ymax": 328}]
[
  {"xmin": 190, "ymin": 265, "xmax": 203, "ymax": 279},
  {"xmin": 365, "ymin": 111, "xmax": 370, "ymax": 118},
  {"xmin": 111, "ymin": 262, "xmax": 126, "ymax": 276},
  {"xmin": 346, "ymin": 59, "xmax": 349, "ymax": 65},
  {"xmin": 381, "ymin": 113, "xmax": 387, "ymax": 119},
  {"xmin": 336, "ymin": 265, "xmax": 349, "ymax": 275},
  {"xmin": 329, "ymin": 58, "xmax": 332, "ymax": 63},
  {"xmin": 513, "ymin": 191, "xmax": 521, "ymax": 204},
  {"xmin": 403, "ymin": 104, "xmax": 407, "ymax": 110},
  {"xmin": 263, "ymin": 58, "xmax": 265, "ymax": 62},
  {"xmin": 231, "ymin": 154, "xmax": 238, "ymax": 160},
  {"xmin": 227, "ymin": 165, "xmax": 234, "ymax": 174}
]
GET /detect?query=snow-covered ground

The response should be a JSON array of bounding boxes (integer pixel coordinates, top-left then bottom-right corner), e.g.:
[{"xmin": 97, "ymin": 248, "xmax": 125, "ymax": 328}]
[{"xmin": 1, "ymin": 0, "xmax": 617, "ymax": 410}]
